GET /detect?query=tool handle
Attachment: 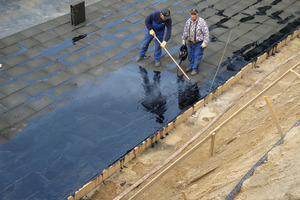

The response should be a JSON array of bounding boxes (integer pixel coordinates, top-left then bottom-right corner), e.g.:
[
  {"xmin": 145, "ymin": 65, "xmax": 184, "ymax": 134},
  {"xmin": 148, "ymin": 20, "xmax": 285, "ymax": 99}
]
[{"xmin": 153, "ymin": 35, "xmax": 190, "ymax": 80}]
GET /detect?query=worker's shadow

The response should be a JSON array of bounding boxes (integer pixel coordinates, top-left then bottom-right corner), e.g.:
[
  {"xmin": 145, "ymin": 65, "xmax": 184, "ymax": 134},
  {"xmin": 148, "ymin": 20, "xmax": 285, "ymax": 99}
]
[
  {"xmin": 177, "ymin": 74, "xmax": 200, "ymax": 110},
  {"xmin": 139, "ymin": 66, "xmax": 166, "ymax": 124}
]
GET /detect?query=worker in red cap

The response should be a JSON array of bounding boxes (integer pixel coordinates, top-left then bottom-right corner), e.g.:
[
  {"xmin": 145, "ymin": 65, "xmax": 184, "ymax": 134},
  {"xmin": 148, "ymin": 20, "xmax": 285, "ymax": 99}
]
[
  {"xmin": 136, "ymin": 9, "xmax": 172, "ymax": 67},
  {"xmin": 182, "ymin": 8, "xmax": 209, "ymax": 75}
]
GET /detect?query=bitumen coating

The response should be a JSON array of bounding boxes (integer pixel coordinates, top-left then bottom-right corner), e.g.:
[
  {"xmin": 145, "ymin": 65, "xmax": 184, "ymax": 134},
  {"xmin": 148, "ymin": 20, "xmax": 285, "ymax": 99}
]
[{"xmin": 0, "ymin": 0, "xmax": 299, "ymax": 199}]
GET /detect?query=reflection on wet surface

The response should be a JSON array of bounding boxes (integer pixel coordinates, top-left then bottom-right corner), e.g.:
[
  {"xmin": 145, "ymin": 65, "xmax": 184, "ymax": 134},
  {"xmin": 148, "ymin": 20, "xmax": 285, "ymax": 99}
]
[
  {"xmin": 177, "ymin": 75, "xmax": 200, "ymax": 110},
  {"xmin": 140, "ymin": 67, "xmax": 167, "ymax": 124}
]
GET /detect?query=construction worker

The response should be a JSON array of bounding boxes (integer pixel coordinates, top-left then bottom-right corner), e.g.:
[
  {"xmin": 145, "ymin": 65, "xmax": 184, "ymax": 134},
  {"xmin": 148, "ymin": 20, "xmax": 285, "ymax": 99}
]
[
  {"xmin": 182, "ymin": 8, "xmax": 209, "ymax": 75},
  {"xmin": 136, "ymin": 8, "xmax": 172, "ymax": 67}
]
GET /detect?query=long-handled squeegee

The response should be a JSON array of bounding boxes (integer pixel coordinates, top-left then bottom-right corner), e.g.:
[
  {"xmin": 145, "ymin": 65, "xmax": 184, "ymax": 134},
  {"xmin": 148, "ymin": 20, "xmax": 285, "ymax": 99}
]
[{"xmin": 153, "ymin": 35, "xmax": 190, "ymax": 81}]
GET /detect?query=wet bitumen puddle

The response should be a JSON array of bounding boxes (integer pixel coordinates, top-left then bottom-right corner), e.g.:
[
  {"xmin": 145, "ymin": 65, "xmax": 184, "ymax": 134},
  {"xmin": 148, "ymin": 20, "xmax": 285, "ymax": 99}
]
[{"xmin": 0, "ymin": 63, "xmax": 204, "ymax": 199}]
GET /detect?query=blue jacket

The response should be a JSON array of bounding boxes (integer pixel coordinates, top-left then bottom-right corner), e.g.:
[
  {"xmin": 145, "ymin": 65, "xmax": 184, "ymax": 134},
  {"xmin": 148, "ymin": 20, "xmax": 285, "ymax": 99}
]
[{"xmin": 145, "ymin": 10, "xmax": 172, "ymax": 41}]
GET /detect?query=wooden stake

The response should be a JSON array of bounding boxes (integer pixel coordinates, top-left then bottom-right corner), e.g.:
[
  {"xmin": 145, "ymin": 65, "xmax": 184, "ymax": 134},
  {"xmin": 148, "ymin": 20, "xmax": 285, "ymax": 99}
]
[
  {"xmin": 210, "ymin": 132, "xmax": 216, "ymax": 156},
  {"xmin": 264, "ymin": 96, "xmax": 284, "ymax": 137},
  {"xmin": 181, "ymin": 192, "xmax": 189, "ymax": 200},
  {"xmin": 153, "ymin": 34, "xmax": 190, "ymax": 80}
]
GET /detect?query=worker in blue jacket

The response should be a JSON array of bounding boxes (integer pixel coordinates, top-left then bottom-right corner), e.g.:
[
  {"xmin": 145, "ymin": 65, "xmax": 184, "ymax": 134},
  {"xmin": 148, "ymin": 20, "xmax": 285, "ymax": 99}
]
[{"xmin": 136, "ymin": 9, "xmax": 172, "ymax": 67}]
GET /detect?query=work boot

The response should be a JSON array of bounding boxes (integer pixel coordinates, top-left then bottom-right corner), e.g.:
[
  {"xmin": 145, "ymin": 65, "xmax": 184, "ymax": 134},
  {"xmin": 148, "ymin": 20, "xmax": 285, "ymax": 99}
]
[
  {"xmin": 191, "ymin": 70, "xmax": 198, "ymax": 76},
  {"xmin": 155, "ymin": 61, "xmax": 161, "ymax": 67},
  {"xmin": 136, "ymin": 55, "xmax": 147, "ymax": 62},
  {"xmin": 186, "ymin": 67, "xmax": 192, "ymax": 72}
]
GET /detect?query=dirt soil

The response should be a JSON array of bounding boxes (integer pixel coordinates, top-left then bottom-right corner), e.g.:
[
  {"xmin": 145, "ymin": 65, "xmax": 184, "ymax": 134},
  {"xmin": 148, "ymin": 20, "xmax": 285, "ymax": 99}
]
[{"xmin": 89, "ymin": 36, "xmax": 300, "ymax": 200}]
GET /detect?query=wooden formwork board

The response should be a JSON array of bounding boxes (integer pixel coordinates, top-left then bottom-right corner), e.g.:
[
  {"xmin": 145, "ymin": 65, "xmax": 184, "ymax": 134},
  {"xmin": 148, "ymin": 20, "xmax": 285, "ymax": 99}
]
[
  {"xmin": 235, "ymin": 70, "xmax": 243, "ymax": 81},
  {"xmin": 214, "ymin": 85, "xmax": 223, "ymax": 97},
  {"xmin": 102, "ymin": 169, "xmax": 109, "ymax": 182},
  {"xmin": 175, "ymin": 107, "xmax": 193, "ymax": 126},
  {"xmin": 194, "ymin": 99, "xmax": 204, "ymax": 111},
  {"xmin": 205, "ymin": 92, "xmax": 214, "ymax": 104},
  {"xmin": 242, "ymin": 62, "xmax": 253, "ymax": 74},
  {"xmin": 286, "ymin": 34, "xmax": 292, "ymax": 44},
  {"xmin": 223, "ymin": 76, "xmax": 235, "ymax": 90},
  {"xmin": 74, "ymin": 180, "xmax": 97, "ymax": 200},
  {"xmin": 139, "ymin": 141, "xmax": 147, "ymax": 153},
  {"xmin": 267, "ymin": 46, "xmax": 276, "ymax": 57},
  {"xmin": 275, "ymin": 40, "xmax": 284, "ymax": 52},
  {"xmin": 123, "ymin": 150, "xmax": 135, "ymax": 165},
  {"xmin": 256, "ymin": 52, "xmax": 268, "ymax": 65},
  {"xmin": 151, "ymin": 133, "xmax": 159, "ymax": 144},
  {"xmin": 134, "ymin": 146, "xmax": 140, "ymax": 156},
  {"xmin": 168, "ymin": 121, "xmax": 175, "ymax": 131}
]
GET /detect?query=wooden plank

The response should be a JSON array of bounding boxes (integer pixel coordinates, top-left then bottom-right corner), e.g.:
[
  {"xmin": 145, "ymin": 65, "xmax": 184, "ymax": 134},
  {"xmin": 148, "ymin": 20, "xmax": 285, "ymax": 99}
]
[
  {"xmin": 175, "ymin": 107, "xmax": 193, "ymax": 126},
  {"xmin": 291, "ymin": 30, "xmax": 298, "ymax": 39},
  {"xmin": 242, "ymin": 62, "xmax": 253, "ymax": 74},
  {"xmin": 256, "ymin": 52, "xmax": 267, "ymax": 65},
  {"xmin": 175, "ymin": 113, "xmax": 185, "ymax": 126},
  {"xmin": 96, "ymin": 174, "xmax": 103, "ymax": 185},
  {"xmin": 235, "ymin": 70, "xmax": 242, "ymax": 80},
  {"xmin": 67, "ymin": 195, "xmax": 75, "ymax": 200},
  {"xmin": 186, "ymin": 106, "xmax": 194, "ymax": 118},
  {"xmin": 275, "ymin": 40, "xmax": 284, "ymax": 52},
  {"xmin": 222, "ymin": 77, "xmax": 232, "ymax": 91},
  {"xmin": 146, "ymin": 138, "xmax": 152, "ymax": 148},
  {"xmin": 214, "ymin": 85, "xmax": 223, "ymax": 97},
  {"xmin": 123, "ymin": 150, "xmax": 135, "ymax": 165},
  {"xmin": 194, "ymin": 99, "xmax": 204, "ymax": 111},
  {"xmin": 140, "ymin": 141, "xmax": 147, "ymax": 152},
  {"xmin": 225, "ymin": 76, "xmax": 235, "ymax": 88},
  {"xmin": 168, "ymin": 121, "xmax": 174, "ymax": 131},
  {"xmin": 161, "ymin": 127, "xmax": 168, "ymax": 138},
  {"xmin": 285, "ymin": 34, "xmax": 292, "ymax": 43},
  {"xmin": 102, "ymin": 169, "xmax": 109, "ymax": 182},
  {"xmin": 136, "ymin": 145, "xmax": 142, "ymax": 156},
  {"xmin": 75, "ymin": 180, "xmax": 96, "ymax": 200},
  {"xmin": 158, "ymin": 129, "xmax": 164, "ymax": 138},
  {"xmin": 205, "ymin": 92, "xmax": 213, "ymax": 104},
  {"xmin": 111, "ymin": 161, "xmax": 120, "ymax": 176},
  {"xmin": 267, "ymin": 47, "xmax": 275, "ymax": 57}
]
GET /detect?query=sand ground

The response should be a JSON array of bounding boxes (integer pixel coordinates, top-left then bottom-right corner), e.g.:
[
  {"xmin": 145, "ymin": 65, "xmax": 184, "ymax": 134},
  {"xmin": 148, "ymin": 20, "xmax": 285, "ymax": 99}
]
[{"xmin": 89, "ymin": 36, "xmax": 300, "ymax": 200}]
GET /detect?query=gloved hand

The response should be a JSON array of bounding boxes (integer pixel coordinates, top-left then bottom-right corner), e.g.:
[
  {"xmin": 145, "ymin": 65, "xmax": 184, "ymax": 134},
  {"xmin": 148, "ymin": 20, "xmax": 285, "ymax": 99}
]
[
  {"xmin": 150, "ymin": 29, "xmax": 155, "ymax": 36},
  {"xmin": 160, "ymin": 41, "xmax": 167, "ymax": 48},
  {"xmin": 182, "ymin": 40, "xmax": 186, "ymax": 45},
  {"xmin": 201, "ymin": 42, "xmax": 208, "ymax": 48}
]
